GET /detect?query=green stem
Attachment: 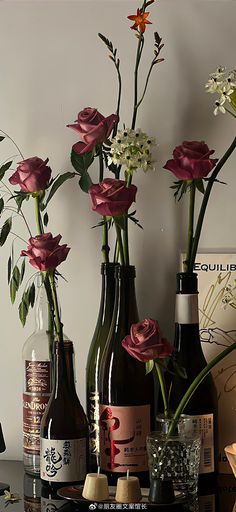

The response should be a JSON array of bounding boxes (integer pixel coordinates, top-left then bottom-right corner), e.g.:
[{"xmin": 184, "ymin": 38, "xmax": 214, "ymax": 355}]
[
  {"xmin": 35, "ymin": 195, "xmax": 44, "ymax": 235},
  {"xmin": 155, "ymin": 362, "xmax": 168, "ymax": 418},
  {"xmin": 0, "ymin": 129, "xmax": 24, "ymax": 160},
  {"xmin": 225, "ymin": 107, "xmax": 236, "ymax": 119},
  {"xmin": 48, "ymin": 271, "xmax": 64, "ymax": 343},
  {"xmin": 99, "ymin": 148, "xmax": 104, "ymax": 183},
  {"xmin": 184, "ymin": 181, "xmax": 195, "ymax": 272},
  {"xmin": 122, "ymin": 173, "xmax": 132, "ymax": 266},
  {"xmin": 112, "ymin": 62, "xmax": 122, "ymax": 138},
  {"xmin": 169, "ymin": 341, "xmax": 236, "ymax": 436},
  {"xmin": 102, "ymin": 219, "xmax": 109, "ymax": 263},
  {"xmin": 136, "ymin": 59, "xmax": 155, "ymax": 110},
  {"xmin": 188, "ymin": 136, "xmax": 236, "ymax": 272},
  {"xmin": 115, "ymin": 222, "xmax": 125, "ymax": 265},
  {"xmin": 131, "ymin": 33, "xmax": 145, "ymax": 130}
]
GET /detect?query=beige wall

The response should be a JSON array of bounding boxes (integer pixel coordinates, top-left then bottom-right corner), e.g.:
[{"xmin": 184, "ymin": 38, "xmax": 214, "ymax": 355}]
[{"xmin": 0, "ymin": 0, "xmax": 235, "ymax": 459}]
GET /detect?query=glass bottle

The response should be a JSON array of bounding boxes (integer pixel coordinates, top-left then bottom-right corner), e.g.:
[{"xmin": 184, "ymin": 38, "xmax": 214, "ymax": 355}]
[
  {"xmin": 22, "ymin": 283, "xmax": 53, "ymax": 475},
  {"xmin": 24, "ymin": 473, "xmax": 41, "ymax": 512},
  {"xmin": 40, "ymin": 341, "xmax": 89, "ymax": 488},
  {"xmin": 86, "ymin": 262, "xmax": 116, "ymax": 472},
  {"xmin": 99, "ymin": 265, "xmax": 154, "ymax": 487},
  {"xmin": 169, "ymin": 272, "xmax": 218, "ymax": 489}
]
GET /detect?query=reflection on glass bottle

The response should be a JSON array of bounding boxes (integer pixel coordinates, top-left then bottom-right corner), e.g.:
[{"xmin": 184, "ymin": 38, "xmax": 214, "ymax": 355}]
[
  {"xmin": 24, "ymin": 472, "xmax": 41, "ymax": 512},
  {"xmin": 22, "ymin": 282, "xmax": 53, "ymax": 475},
  {"xmin": 41, "ymin": 484, "xmax": 67, "ymax": 511}
]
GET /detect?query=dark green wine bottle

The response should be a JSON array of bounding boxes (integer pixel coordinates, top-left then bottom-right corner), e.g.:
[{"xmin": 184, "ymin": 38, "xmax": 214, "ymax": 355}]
[
  {"xmin": 169, "ymin": 272, "xmax": 218, "ymax": 491},
  {"xmin": 99, "ymin": 265, "xmax": 154, "ymax": 487},
  {"xmin": 86, "ymin": 263, "xmax": 116, "ymax": 472}
]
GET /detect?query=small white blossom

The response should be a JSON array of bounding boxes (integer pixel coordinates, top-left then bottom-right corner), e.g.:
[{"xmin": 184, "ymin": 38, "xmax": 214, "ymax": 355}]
[
  {"xmin": 109, "ymin": 128, "xmax": 156, "ymax": 173},
  {"xmin": 214, "ymin": 98, "xmax": 226, "ymax": 116},
  {"xmin": 206, "ymin": 66, "xmax": 236, "ymax": 115}
]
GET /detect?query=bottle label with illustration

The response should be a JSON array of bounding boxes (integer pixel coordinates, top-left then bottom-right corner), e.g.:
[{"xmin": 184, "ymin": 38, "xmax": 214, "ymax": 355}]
[
  {"xmin": 23, "ymin": 393, "xmax": 50, "ymax": 455},
  {"xmin": 88, "ymin": 390, "xmax": 100, "ymax": 455},
  {"xmin": 175, "ymin": 294, "xmax": 199, "ymax": 324},
  {"xmin": 191, "ymin": 414, "xmax": 214, "ymax": 473},
  {"xmin": 25, "ymin": 360, "xmax": 51, "ymax": 393},
  {"xmin": 99, "ymin": 404, "xmax": 150, "ymax": 472},
  {"xmin": 40, "ymin": 438, "xmax": 87, "ymax": 482}
]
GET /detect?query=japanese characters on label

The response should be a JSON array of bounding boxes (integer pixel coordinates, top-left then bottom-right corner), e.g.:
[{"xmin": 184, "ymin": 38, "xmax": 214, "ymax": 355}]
[{"xmin": 40, "ymin": 438, "xmax": 86, "ymax": 482}]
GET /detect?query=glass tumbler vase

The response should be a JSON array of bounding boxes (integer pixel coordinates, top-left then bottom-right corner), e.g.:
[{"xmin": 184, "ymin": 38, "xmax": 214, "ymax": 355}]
[{"xmin": 146, "ymin": 415, "xmax": 201, "ymax": 501}]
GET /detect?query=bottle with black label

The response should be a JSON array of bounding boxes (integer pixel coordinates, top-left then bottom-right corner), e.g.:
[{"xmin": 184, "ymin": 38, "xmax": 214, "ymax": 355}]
[
  {"xmin": 40, "ymin": 341, "xmax": 89, "ymax": 488},
  {"xmin": 22, "ymin": 282, "xmax": 53, "ymax": 475},
  {"xmin": 99, "ymin": 265, "xmax": 154, "ymax": 487},
  {"xmin": 169, "ymin": 272, "xmax": 218, "ymax": 490},
  {"xmin": 86, "ymin": 263, "xmax": 116, "ymax": 472}
]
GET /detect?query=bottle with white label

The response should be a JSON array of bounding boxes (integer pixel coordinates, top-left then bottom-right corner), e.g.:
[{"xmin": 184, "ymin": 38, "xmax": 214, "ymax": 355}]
[
  {"xmin": 169, "ymin": 272, "xmax": 218, "ymax": 490},
  {"xmin": 99, "ymin": 265, "xmax": 154, "ymax": 487},
  {"xmin": 40, "ymin": 340, "xmax": 88, "ymax": 488},
  {"xmin": 22, "ymin": 282, "xmax": 53, "ymax": 475}
]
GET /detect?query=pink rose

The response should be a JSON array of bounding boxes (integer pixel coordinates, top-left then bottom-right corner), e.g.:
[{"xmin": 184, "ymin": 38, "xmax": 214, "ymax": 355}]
[
  {"xmin": 67, "ymin": 107, "xmax": 119, "ymax": 155},
  {"xmin": 164, "ymin": 141, "xmax": 218, "ymax": 180},
  {"xmin": 89, "ymin": 178, "xmax": 137, "ymax": 217},
  {"xmin": 9, "ymin": 157, "xmax": 52, "ymax": 193},
  {"xmin": 122, "ymin": 318, "xmax": 173, "ymax": 362},
  {"xmin": 21, "ymin": 233, "xmax": 70, "ymax": 272}
]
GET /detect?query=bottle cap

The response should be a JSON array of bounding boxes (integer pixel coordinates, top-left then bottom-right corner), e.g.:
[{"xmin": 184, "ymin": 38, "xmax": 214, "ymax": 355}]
[
  {"xmin": 115, "ymin": 265, "xmax": 136, "ymax": 279},
  {"xmin": 176, "ymin": 272, "xmax": 198, "ymax": 294}
]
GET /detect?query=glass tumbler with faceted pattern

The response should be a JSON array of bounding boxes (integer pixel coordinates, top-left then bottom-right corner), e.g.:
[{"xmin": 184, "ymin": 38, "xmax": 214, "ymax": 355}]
[{"xmin": 146, "ymin": 416, "xmax": 201, "ymax": 498}]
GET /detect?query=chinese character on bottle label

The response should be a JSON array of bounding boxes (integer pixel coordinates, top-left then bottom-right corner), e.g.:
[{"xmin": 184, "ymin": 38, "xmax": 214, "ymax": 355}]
[
  {"xmin": 40, "ymin": 438, "xmax": 86, "ymax": 482},
  {"xmin": 99, "ymin": 404, "xmax": 150, "ymax": 472},
  {"xmin": 191, "ymin": 414, "xmax": 214, "ymax": 473}
]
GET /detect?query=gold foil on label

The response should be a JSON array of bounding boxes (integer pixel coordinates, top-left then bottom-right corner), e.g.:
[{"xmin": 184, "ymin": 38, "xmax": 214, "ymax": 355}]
[
  {"xmin": 88, "ymin": 391, "xmax": 100, "ymax": 455},
  {"xmin": 99, "ymin": 404, "xmax": 150, "ymax": 472},
  {"xmin": 175, "ymin": 294, "xmax": 199, "ymax": 324}
]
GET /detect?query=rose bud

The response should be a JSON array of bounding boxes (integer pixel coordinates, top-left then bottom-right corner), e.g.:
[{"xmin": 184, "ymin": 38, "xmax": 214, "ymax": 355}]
[
  {"xmin": 89, "ymin": 178, "xmax": 137, "ymax": 217},
  {"xmin": 9, "ymin": 157, "xmax": 52, "ymax": 193},
  {"xmin": 21, "ymin": 233, "xmax": 70, "ymax": 272}
]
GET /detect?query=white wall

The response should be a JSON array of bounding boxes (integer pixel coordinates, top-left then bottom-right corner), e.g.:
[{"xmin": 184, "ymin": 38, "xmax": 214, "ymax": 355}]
[{"xmin": 0, "ymin": 0, "xmax": 235, "ymax": 460}]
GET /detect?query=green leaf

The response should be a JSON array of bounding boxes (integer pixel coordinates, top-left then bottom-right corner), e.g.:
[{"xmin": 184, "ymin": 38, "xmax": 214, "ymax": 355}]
[
  {"xmin": 0, "ymin": 217, "xmax": 12, "ymax": 246},
  {"xmin": 10, "ymin": 277, "xmax": 17, "ymax": 304},
  {"xmin": 42, "ymin": 172, "xmax": 75, "ymax": 210},
  {"xmin": 20, "ymin": 258, "xmax": 25, "ymax": 284},
  {"xmin": 0, "ymin": 198, "xmax": 4, "ymax": 215},
  {"xmin": 0, "ymin": 136, "xmax": 5, "ymax": 142},
  {"xmin": 0, "ymin": 161, "xmax": 13, "ymax": 181},
  {"xmin": 71, "ymin": 148, "xmax": 94, "ymax": 175},
  {"xmin": 7, "ymin": 255, "xmax": 11, "ymax": 284},
  {"xmin": 145, "ymin": 360, "xmax": 154, "ymax": 375},
  {"xmin": 172, "ymin": 360, "xmax": 187, "ymax": 379},
  {"xmin": 19, "ymin": 299, "xmax": 28, "ymax": 326},
  {"xmin": 13, "ymin": 265, "xmax": 20, "ymax": 287},
  {"xmin": 43, "ymin": 212, "xmax": 49, "ymax": 227},
  {"xmin": 79, "ymin": 171, "xmax": 93, "ymax": 193},
  {"xmin": 195, "ymin": 179, "xmax": 205, "ymax": 194},
  {"xmin": 29, "ymin": 282, "xmax": 35, "ymax": 307}
]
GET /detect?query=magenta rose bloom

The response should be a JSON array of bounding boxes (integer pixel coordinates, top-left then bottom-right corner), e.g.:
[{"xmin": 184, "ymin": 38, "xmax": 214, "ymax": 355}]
[
  {"xmin": 67, "ymin": 107, "xmax": 119, "ymax": 155},
  {"xmin": 9, "ymin": 157, "xmax": 52, "ymax": 193},
  {"xmin": 122, "ymin": 318, "xmax": 173, "ymax": 362},
  {"xmin": 21, "ymin": 233, "xmax": 70, "ymax": 272},
  {"xmin": 89, "ymin": 178, "xmax": 137, "ymax": 217},
  {"xmin": 164, "ymin": 141, "xmax": 218, "ymax": 180}
]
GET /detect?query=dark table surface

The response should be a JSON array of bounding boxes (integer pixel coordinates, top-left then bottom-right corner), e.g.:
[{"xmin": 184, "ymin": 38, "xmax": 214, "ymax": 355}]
[{"xmin": 0, "ymin": 460, "xmax": 235, "ymax": 512}]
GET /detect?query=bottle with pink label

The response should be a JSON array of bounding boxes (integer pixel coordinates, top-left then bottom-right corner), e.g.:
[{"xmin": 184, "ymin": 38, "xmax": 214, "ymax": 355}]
[{"xmin": 99, "ymin": 265, "xmax": 154, "ymax": 487}]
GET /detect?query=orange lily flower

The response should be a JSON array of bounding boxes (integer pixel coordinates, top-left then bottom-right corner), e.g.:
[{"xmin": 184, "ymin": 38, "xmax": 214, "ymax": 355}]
[{"xmin": 128, "ymin": 8, "xmax": 152, "ymax": 33}]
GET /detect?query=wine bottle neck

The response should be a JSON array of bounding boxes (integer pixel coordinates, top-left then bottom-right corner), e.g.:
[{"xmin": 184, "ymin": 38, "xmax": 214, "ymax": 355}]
[
  {"xmin": 115, "ymin": 270, "xmax": 139, "ymax": 327},
  {"xmin": 174, "ymin": 293, "xmax": 199, "ymax": 325},
  {"xmin": 53, "ymin": 342, "xmax": 78, "ymax": 397},
  {"xmin": 34, "ymin": 286, "xmax": 50, "ymax": 332},
  {"xmin": 99, "ymin": 265, "xmax": 116, "ymax": 325}
]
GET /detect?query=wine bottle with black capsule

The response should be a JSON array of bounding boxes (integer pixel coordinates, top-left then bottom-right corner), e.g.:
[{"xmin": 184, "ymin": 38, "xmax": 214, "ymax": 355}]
[
  {"xmin": 169, "ymin": 272, "xmax": 218, "ymax": 490},
  {"xmin": 99, "ymin": 265, "xmax": 154, "ymax": 487},
  {"xmin": 40, "ymin": 340, "xmax": 89, "ymax": 489}
]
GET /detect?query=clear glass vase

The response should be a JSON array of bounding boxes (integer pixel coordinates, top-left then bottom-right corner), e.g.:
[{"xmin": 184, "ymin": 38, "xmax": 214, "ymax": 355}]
[{"xmin": 146, "ymin": 415, "xmax": 201, "ymax": 502}]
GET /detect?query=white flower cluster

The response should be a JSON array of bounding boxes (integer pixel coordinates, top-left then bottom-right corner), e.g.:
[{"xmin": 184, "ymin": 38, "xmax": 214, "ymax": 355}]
[
  {"xmin": 108, "ymin": 129, "xmax": 156, "ymax": 173},
  {"xmin": 205, "ymin": 66, "xmax": 236, "ymax": 115}
]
